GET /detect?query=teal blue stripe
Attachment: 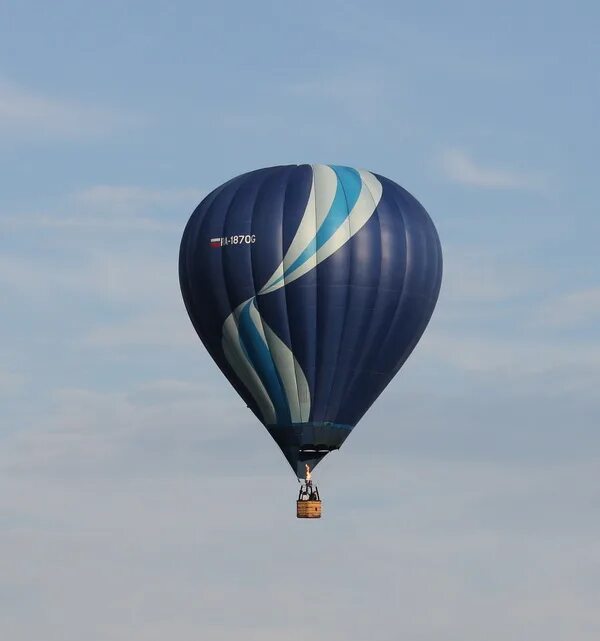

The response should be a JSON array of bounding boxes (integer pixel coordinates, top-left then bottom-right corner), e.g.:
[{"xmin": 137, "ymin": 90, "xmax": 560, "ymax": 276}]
[
  {"xmin": 238, "ymin": 300, "xmax": 291, "ymax": 424},
  {"xmin": 330, "ymin": 165, "xmax": 363, "ymax": 218}
]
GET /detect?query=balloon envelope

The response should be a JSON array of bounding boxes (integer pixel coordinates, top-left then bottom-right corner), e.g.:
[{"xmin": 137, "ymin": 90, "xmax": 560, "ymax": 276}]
[{"xmin": 179, "ymin": 164, "xmax": 442, "ymax": 477}]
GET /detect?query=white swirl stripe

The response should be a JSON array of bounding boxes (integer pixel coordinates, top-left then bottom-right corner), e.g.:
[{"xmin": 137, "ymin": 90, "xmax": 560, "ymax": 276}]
[
  {"xmin": 222, "ymin": 165, "xmax": 383, "ymax": 425},
  {"xmin": 222, "ymin": 303, "xmax": 277, "ymax": 425},
  {"xmin": 260, "ymin": 166, "xmax": 382, "ymax": 295}
]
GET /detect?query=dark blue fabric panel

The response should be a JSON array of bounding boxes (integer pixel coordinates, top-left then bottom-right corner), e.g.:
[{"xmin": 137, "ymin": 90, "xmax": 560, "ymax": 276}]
[
  {"xmin": 250, "ymin": 164, "xmax": 294, "ymax": 340},
  {"xmin": 221, "ymin": 173, "xmax": 266, "ymax": 310},
  {"xmin": 278, "ymin": 165, "xmax": 317, "ymax": 409},
  {"xmin": 249, "ymin": 167, "xmax": 298, "ymax": 421},
  {"xmin": 324, "ymin": 203, "xmax": 382, "ymax": 420},
  {"xmin": 339, "ymin": 182, "xmax": 408, "ymax": 424},
  {"xmin": 181, "ymin": 169, "xmax": 274, "ymax": 422},
  {"xmin": 311, "ymin": 226, "xmax": 352, "ymax": 420},
  {"xmin": 375, "ymin": 177, "xmax": 443, "ymax": 375}
]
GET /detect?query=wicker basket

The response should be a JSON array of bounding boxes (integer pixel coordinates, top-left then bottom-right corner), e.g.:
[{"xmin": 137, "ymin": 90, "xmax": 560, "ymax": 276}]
[{"xmin": 297, "ymin": 500, "xmax": 322, "ymax": 519}]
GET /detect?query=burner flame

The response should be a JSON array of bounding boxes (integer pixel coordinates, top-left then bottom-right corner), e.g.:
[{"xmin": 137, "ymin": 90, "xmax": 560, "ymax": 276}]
[{"xmin": 305, "ymin": 464, "xmax": 311, "ymax": 482}]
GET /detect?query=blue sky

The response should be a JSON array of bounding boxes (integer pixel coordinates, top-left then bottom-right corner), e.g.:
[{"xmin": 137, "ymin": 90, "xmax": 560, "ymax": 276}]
[{"xmin": 1, "ymin": 1, "xmax": 599, "ymax": 640}]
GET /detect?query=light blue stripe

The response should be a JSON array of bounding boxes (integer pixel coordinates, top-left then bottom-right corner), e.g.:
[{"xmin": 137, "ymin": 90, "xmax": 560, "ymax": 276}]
[
  {"xmin": 269, "ymin": 166, "xmax": 363, "ymax": 288},
  {"xmin": 238, "ymin": 300, "xmax": 291, "ymax": 425},
  {"xmin": 330, "ymin": 165, "xmax": 363, "ymax": 220}
]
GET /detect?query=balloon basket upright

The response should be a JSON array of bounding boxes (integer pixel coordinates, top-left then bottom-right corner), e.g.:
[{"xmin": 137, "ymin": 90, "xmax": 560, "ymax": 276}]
[{"xmin": 297, "ymin": 480, "xmax": 321, "ymax": 519}]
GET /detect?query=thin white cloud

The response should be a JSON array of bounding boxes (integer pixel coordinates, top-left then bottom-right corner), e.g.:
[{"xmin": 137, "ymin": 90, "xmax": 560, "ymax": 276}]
[
  {"xmin": 0, "ymin": 212, "xmax": 179, "ymax": 232},
  {"xmin": 0, "ymin": 383, "xmax": 598, "ymax": 641},
  {"xmin": 439, "ymin": 148, "xmax": 543, "ymax": 189},
  {"xmin": 0, "ymin": 250, "xmax": 178, "ymax": 305},
  {"xmin": 534, "ymin": 288, "xmax": 600, "ymax": 328},
  {"xmin": 0, "ymin": 185, "xmax": 204, "ymax": 231},
  {"xmin": 421, "ymin": 331, "xmax": 600, "ymax": 381},
  {"xmin": 83, "ymin": 312, "xmax": 195, "ymax": 349},
  {"xmin": 0, "ymin": 378, "xmax": 252, "ymax": 481},
  {"xmin": 71, "ymin": 185, "xmax": 205, "ymax": 217},
  {"xmin": 0, "ymin": 78, "xmax": 142, "ymax": 140},
  {"xmin": 441, "ymin": 247, "xmax": 541, "ymax": 303},
  {"xmin": 0, "ymin": 369, "xmax": 25, "ymax": 396}
]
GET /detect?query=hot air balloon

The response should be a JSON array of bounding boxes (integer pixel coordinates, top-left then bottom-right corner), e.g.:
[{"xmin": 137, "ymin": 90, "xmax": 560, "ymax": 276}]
[{"xmin": 179, "ymin": 164, "xmax": 442, "ymax": 517}]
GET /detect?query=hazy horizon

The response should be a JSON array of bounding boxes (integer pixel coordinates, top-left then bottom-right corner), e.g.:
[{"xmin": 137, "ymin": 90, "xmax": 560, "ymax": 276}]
[{"xmin": 1, "ymin": 1, "xmax": 599, "ymax": 640}]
